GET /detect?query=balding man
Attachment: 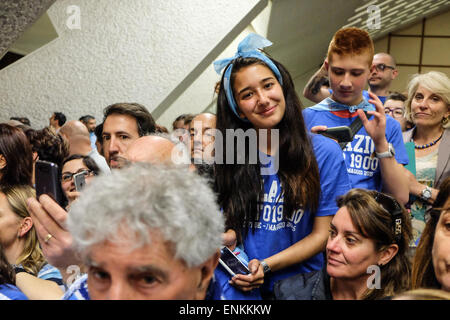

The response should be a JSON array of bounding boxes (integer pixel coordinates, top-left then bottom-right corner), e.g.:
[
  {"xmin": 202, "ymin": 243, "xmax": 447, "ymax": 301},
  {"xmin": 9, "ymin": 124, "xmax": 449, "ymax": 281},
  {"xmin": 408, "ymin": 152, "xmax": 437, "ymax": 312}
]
[
  {"xmin": 125, "ymin": 135, "xmax": 184, "ymax": 165},
  {"xmin": 189, "ymin": 113, "xmax": 216, "ymax": 163},
  {"xmin": 368, "ymin": 52, "xmax": 399, "ymax": 103},
  {"xmin": 59, "ymin": 121, "xmax": 110, "ymax": 174}
]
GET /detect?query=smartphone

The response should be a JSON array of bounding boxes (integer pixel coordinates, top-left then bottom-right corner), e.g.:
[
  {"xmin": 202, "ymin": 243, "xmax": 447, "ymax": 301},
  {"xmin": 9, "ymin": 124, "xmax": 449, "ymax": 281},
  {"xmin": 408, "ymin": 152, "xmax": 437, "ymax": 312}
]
[
  {"xmin": 218, "ymin": 246, "xmax": 250, "ymax": 277},
  {"xmin": 35, "ymin": 160, "xmax": 64, "ymax": 206},
  {"xmin": 318, "ymin": 125, "xmax": 353, "ymax": 143},
  {"xmin": 73, "ymin": 172, "xmax": 86, "ymax": 191}
]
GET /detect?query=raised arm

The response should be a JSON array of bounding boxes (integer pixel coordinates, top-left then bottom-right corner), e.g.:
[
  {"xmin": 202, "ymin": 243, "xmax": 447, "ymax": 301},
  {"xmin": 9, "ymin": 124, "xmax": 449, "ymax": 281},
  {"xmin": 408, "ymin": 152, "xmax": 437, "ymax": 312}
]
[
  {"xmin": 357, "ymin": 92, "xmax": 409, "ymax": 204},
  {"xmin": 303, "ymin": 60, "xmax": 332, "ymax": 104}
]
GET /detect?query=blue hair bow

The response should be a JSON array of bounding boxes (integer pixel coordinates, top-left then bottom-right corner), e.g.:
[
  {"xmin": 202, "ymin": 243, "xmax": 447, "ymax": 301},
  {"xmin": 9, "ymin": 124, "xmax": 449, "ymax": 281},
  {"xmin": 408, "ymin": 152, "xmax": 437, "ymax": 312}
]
[{"xmin": 213, "ymin": 33, "xmax": 283, "ymax": 121}]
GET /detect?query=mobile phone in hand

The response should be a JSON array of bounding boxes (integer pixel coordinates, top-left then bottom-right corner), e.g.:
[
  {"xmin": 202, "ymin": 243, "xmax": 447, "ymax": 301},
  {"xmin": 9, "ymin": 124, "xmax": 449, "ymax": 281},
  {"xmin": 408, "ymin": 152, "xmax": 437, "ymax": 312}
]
[
  {"xmin": 318, "ymin": 125, "xmax": 353, "ymax": 143},
  {"xmin": 219, "ymin": 246, "xmax": 250, "ymax": 277},
  {"xmin": 35, "ymin": 160, "xmax": 64, "ymax": 207},
  {"xmin": 73, "ymin": 171, "xmax": 86, "ymax": 192}
]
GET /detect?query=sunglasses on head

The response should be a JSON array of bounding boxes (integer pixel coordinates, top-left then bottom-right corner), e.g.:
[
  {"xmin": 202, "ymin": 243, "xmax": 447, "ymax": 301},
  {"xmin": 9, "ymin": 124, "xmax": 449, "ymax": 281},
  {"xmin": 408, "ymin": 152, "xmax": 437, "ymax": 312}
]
[
  {"xmin": 373, "ymin": 191, "xmax": 403, "ymax": 244},
  {"xmin": 374, "ymin": 63, "xmax": 395, "ymax": 72}
]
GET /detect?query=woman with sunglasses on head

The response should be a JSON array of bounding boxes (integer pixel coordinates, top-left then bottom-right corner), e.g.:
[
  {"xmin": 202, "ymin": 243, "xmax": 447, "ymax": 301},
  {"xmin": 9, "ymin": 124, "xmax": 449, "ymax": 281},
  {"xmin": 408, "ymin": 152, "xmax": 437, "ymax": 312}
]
[
  {"xmin": 274, "ymin": 188, "xmax": 412, "ymax": 300},
  {"xmin": 411, "ymin": 176, "xmax": 450, "ymax": 292},
  {"xmin": 213, "ymin": 33, "xmax": 351, "ymax": 299},
  {"xmin": 61, "ymin": 154, "xmax": 100, "ymax": 210},
  {"xmin": 402, "ymin": 71, "xmax": 450, "ymax": 246}
]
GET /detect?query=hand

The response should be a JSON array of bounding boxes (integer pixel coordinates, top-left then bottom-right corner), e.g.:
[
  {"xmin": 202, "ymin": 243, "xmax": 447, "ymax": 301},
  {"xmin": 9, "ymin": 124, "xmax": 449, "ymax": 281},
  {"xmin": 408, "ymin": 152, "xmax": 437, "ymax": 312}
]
[
  {"xmin": 27, "ymin": 195, "xmax": 80, "ymax": 270},
  {"xmin": 229, "ymin": 259, "xmax": 264, "ymax": 292},
  {"xmin": 310, "ymin": 125, "xmax": 328, "ymax": 134},
  {"xmin": 357, "ymin": 91, "xmax": 388, "ymax": 150},
  {"xmin": 222, "ymin": 229, "xmax": 237, "ymax": 251}
]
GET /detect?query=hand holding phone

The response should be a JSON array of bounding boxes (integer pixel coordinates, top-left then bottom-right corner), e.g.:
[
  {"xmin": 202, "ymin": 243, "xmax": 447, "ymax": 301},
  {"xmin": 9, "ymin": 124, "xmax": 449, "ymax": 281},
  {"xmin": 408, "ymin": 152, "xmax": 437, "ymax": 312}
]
[
  {"xmin": 218, "ymin": 246, "xmax": 250, "ymax": 277},
  {"xmin": 35, "ymin": 160, "xmax": 64, "ymax": 207},
  {"xmin": 73, "ymin": 171, "xmax": 86, "ymax": 192},
  {"xmin": 318, "ymin": 125, "xmax": 353, "ymax": 143}
]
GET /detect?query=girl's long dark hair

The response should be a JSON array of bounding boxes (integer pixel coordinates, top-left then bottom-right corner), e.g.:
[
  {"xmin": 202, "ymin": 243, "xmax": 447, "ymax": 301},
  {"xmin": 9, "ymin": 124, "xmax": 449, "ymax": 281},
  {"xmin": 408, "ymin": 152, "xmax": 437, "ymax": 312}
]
[{"xmin": 214, "ymin": 57, "xmax": 320, "ymax": 243}]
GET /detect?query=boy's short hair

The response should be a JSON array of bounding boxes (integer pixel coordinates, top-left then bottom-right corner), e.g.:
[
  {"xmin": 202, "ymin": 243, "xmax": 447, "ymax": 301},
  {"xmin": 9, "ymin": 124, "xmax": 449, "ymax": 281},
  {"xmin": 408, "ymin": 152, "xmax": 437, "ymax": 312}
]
[{"xmin": 327, "ymin": 27, "xmax": 374, "ymax": 67}]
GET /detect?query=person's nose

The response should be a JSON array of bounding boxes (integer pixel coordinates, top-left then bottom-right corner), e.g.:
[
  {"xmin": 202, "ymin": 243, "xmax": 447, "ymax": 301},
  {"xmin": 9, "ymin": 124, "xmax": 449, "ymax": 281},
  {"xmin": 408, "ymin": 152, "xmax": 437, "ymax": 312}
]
[
  {"xmin": 108, "ymin": 136, "xmax": 120, "ymax": 154},
  {"xmin": 340, "ymin": 73, "xmax": 352, "ymax": 89},
  {"xmin": 106, "ymin": 280, "xmax": 130, "ymax": 300},
  {"xmin": 256, "ymin": 89, "xmax": 270, "ymax": 107},
  {"xmin": 326, "ymin": 234, "xmax": 342, "ymax": 254}
]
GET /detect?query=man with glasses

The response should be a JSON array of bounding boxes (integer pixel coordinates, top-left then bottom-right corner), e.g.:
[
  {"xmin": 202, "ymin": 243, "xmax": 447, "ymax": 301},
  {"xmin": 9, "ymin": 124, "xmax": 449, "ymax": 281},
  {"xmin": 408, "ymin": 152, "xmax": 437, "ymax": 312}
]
[
  {"xmin": 368, "ymin": 53, "xmax": 399, "ymax": 104},
  {"xmin": 384, "ymin": 92, "xmax": 412, "ymax": 132},
  {"xmin": 303, "ymin": 52, "xmax": 399, "ymax": 105}
]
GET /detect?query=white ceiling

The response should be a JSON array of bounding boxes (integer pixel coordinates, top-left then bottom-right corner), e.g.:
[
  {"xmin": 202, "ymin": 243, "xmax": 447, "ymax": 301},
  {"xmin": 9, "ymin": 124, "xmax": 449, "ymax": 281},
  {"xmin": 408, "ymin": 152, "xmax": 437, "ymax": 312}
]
[{"xmin": 264, "ymin": 0, "xmax": 450, "ymax": 81}]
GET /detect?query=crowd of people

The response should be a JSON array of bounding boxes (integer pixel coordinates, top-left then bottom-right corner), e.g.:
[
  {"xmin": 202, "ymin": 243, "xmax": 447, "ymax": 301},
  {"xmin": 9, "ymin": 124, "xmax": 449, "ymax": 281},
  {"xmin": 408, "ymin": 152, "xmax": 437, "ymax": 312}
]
[{"xmin": 0, "ymin": 27, "xmax": 449, "ymax": 301}]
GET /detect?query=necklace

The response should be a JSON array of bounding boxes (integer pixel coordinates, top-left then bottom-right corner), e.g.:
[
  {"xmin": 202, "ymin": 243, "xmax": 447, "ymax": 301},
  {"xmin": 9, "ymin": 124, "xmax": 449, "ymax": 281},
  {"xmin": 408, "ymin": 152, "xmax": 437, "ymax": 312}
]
[{"xmin": 413, "ymin": 132, "xmax": 443, "ymax": 149}]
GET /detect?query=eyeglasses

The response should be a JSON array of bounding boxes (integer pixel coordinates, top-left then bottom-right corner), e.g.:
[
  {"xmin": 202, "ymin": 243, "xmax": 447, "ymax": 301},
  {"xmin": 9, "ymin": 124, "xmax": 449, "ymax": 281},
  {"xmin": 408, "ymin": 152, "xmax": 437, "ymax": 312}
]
[
  {"xmin": 384, "ymin": 107, "xmax": 405, "ymax": 118},
  {"xmin": 374, "ymin": 63, "xmax": 396, "ymax": 72},
  {"xmin": 373, "ymin": 191, "xmax": 403, "ymax": 244},
  {"xmin": 61, "ymin": 169, "xmax": 92, "ymax": 183}
]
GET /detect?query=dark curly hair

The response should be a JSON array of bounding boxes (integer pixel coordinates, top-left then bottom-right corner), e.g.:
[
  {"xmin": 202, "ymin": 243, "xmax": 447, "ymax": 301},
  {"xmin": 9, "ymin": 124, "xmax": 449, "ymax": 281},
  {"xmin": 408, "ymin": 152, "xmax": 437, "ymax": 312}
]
[{"xmin": 28, "ymin": 127, "xmax": 69, "ymax": 169}]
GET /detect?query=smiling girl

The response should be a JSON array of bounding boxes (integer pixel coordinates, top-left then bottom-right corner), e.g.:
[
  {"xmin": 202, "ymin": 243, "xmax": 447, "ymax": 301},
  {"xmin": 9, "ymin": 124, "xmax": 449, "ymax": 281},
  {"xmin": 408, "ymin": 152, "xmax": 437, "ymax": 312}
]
[{"xmin": 213, "ymin": 33, "xmax": 351, "ymax": 298}]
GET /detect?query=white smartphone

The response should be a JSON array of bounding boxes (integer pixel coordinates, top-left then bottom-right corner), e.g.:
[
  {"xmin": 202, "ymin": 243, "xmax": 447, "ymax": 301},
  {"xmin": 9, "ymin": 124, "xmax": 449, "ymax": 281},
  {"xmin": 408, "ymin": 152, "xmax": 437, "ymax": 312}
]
[
  {"xmin": 218, "ymin": 246, "xmax": 250, "ymax": 277},
  {"xmin": 73, "ymin": 172, "xmax": 86, "ymax": 192}
]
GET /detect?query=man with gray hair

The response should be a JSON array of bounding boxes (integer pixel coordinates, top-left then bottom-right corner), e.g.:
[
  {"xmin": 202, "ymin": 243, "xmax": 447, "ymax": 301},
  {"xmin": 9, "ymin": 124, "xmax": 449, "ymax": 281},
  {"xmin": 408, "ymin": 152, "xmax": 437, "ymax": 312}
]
[{"xmin": 63, "ymin": 164, "xmax": 224, "ymax": 300}]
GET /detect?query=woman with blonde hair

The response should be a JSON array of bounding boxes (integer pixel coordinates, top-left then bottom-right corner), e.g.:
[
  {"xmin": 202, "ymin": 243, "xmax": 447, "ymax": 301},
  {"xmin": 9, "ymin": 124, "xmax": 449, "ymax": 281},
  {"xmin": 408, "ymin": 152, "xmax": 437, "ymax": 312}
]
[
  {"xmin": 403, "ymin": 71, "xmax": 450, "ymax": 245},
  {"xmin": 0, "ymin": 185, "xmax": 64, "ymax": 299}
]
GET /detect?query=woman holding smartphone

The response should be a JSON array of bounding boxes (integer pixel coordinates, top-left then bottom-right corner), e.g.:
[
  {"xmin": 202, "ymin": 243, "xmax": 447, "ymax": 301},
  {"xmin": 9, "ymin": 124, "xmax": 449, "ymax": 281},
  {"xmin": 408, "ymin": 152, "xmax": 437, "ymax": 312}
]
[
  {"xmin": 213, "ymin": 33, "xmax": 351, "ymax": 298},
  {"xmin": 61, "ymin": 154, "xmax": 100, "ymax": 210}
]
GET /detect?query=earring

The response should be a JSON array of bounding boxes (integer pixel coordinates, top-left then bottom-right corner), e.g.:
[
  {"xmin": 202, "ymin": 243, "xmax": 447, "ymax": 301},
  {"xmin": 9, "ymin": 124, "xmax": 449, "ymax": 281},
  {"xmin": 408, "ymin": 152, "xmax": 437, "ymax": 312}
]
[{"xmin": 442, "ymin": 116, "xmax": 449, "ymax": 126}]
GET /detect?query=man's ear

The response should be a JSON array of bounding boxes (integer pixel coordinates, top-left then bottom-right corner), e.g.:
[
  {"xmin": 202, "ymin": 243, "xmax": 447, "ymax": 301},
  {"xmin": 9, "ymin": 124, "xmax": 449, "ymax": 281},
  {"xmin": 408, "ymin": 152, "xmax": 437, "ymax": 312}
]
[
  {"xmin": 32, "ymin": 152, "xmax": 39, "ymax": 162},
  {"xmin": 0, "ymin": 154, "xmax": 6, "ymax": 170},
  {"xmin": 18, "ymin": 217, "xmax": 33, "ymax": 238},
  {"xmin": 196, "ymin": 250, "xmax": 220, "ymax": 299},
  {"xmin": 378, "ymin": 244, "xmax": 399, "ymax": 266},
  {"xmin": 391, "ymin": 69, "xmax": 399, "ymax": 80},
  {"xmin": 324, "ymin": 59, "xmax": 329, "ymax": 71}
]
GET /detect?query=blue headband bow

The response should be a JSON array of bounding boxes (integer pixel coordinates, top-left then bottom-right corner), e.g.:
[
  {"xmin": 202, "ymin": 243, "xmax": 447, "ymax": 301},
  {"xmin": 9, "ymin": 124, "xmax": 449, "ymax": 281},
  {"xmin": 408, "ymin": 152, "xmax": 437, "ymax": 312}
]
[{"xmin": 213, "ymin": 33, "xmax": 283, "ymax": 121}]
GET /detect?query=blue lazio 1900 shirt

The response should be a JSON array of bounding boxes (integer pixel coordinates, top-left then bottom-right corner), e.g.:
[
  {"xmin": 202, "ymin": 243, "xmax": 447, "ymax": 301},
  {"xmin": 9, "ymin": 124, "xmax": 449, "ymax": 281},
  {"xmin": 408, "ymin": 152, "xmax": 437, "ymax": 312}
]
[
  {"xmin": 243, "ymin": 134, "xmax": 351, "ymax": 294},
  {"xmin": 303, "ymin": 106, "xmax": 408, "ymax": 190}
]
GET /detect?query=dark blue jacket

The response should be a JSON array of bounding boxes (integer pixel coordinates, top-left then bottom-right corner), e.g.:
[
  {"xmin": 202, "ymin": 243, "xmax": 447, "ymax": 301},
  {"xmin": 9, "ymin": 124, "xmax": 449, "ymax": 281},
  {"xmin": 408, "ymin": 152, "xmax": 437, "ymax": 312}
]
[{"xmin": 273, "ymin": 268, "xmax": 332, "ymax": 300}]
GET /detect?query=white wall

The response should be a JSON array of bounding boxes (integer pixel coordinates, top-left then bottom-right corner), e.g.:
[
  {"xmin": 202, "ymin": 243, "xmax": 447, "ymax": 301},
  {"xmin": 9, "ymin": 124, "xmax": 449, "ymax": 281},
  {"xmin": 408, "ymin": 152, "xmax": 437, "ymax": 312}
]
[{"xmin": 0, "ymin": 0, "xmax": 265, "ymax": 129}]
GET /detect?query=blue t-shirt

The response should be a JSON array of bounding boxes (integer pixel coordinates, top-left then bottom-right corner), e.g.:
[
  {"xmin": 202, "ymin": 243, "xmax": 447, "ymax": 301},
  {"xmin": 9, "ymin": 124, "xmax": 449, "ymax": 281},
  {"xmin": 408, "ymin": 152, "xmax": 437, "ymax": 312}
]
[
  {"xmin": 0, "ymin": 284, "xmax": 28, "ymax": 300},
  {"xmin": 62, "ymin": 273, "xmax": 89, "ymax": 300},
  {"xmin": 303, "ymin": 104, "xmax": 408, "ymax": 191},
  {"xmin": 242, "ymin": 134, "xmax": 351, "ymax": 294}
]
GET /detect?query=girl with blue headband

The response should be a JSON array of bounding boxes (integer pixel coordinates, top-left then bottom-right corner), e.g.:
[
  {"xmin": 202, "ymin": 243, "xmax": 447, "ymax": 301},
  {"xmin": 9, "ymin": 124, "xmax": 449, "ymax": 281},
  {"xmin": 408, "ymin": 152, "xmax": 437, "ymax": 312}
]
[{"xmin": 213, "ymin": 33, "xmax": 351, "ymax": 298}]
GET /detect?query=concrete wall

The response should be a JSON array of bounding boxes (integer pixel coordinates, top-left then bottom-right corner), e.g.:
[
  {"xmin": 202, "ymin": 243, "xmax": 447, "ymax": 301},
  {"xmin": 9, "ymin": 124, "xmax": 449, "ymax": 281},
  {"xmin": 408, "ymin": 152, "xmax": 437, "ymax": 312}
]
[{"xmin": 0, "ymin": 0, "xmax": 266, "ymax": 129}]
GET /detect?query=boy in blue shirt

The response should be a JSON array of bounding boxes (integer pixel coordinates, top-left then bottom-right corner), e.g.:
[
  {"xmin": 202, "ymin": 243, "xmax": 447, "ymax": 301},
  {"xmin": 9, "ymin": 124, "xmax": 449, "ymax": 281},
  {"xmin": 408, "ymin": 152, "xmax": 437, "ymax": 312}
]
[{"xmin": 303, "ymin": 27, "xmax": 409, "ymax": 204}]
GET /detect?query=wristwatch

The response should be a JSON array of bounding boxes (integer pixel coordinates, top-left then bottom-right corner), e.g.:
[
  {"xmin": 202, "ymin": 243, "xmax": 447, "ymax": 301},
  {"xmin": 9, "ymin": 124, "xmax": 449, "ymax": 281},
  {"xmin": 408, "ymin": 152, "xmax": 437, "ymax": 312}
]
[
  {"xmin": 260, "ymin": 260, "xmax": 271, "ymax": 275},
  {"xmin": 12, "ymin": 265, "xmax": 27, "ymax": 275},
  {"xmin": 421, "ymin": 186, "xmax": 432, "ymax": 201},
  {"xmin": 375, "ymin": 143, "xmax": 395, "ymax": 159}
]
